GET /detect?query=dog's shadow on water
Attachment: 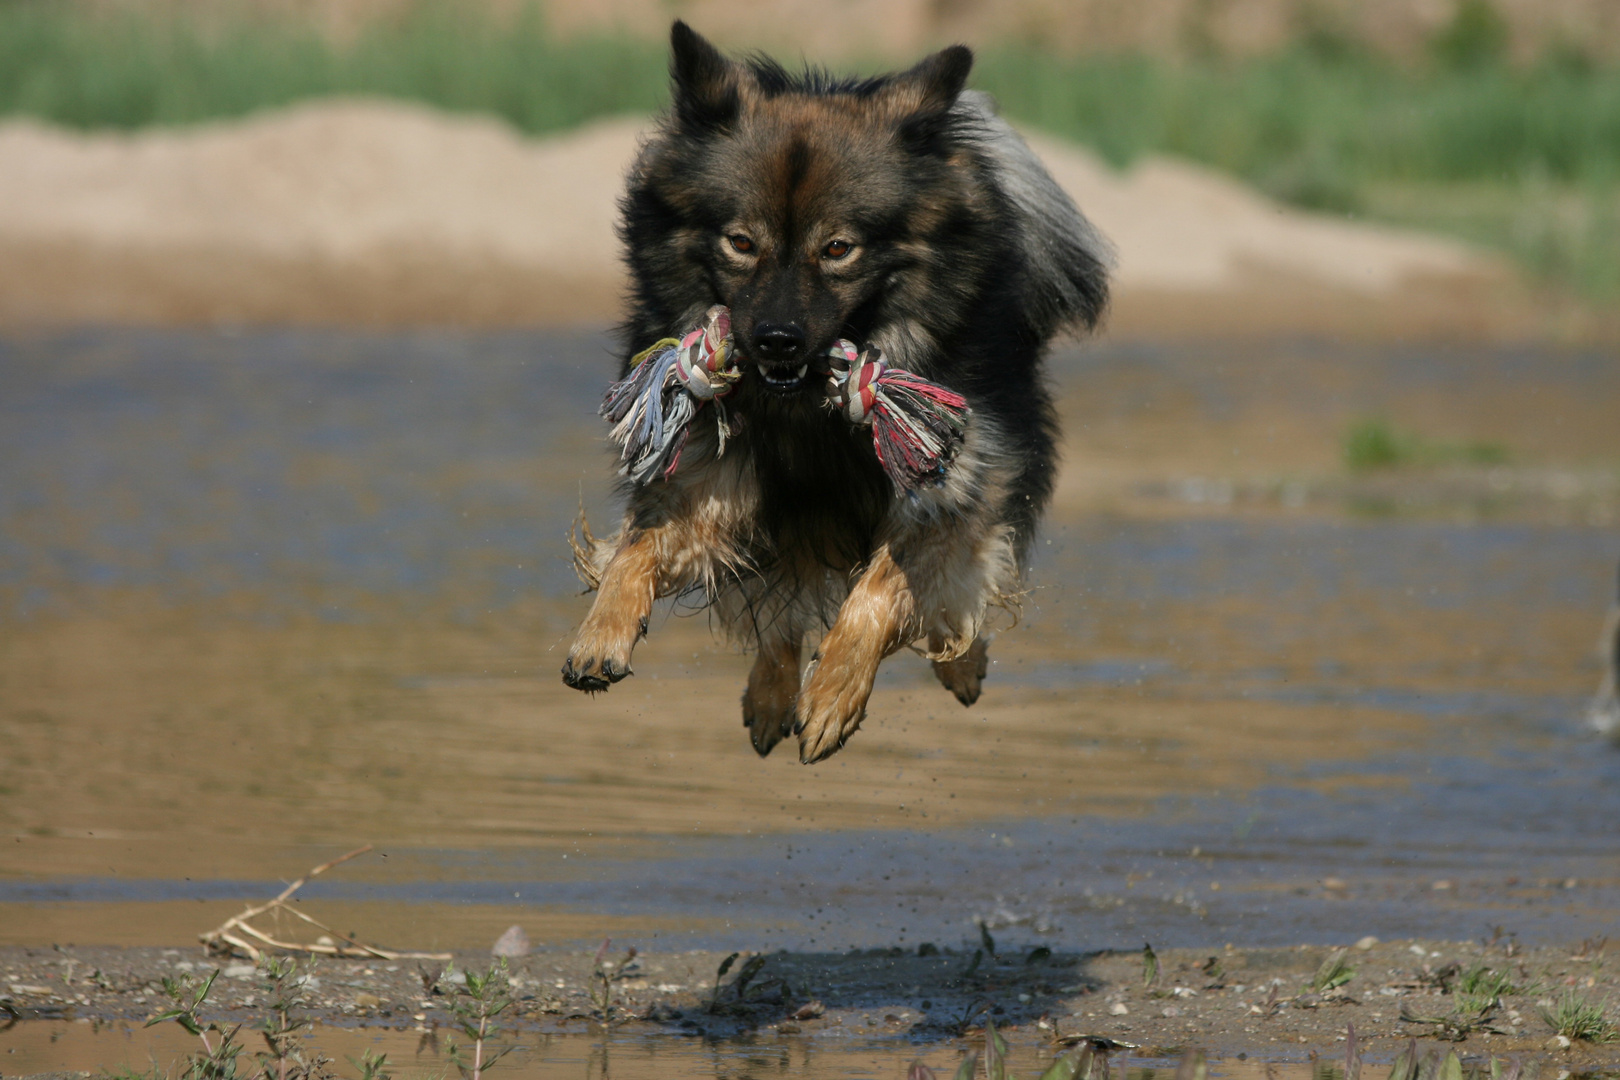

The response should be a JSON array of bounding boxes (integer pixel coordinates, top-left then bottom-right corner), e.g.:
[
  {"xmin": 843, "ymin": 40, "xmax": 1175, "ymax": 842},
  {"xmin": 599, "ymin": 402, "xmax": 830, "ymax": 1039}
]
[{"xmin": 635, "ymin": 945, "xmax": 1106, "ymax": 1041}]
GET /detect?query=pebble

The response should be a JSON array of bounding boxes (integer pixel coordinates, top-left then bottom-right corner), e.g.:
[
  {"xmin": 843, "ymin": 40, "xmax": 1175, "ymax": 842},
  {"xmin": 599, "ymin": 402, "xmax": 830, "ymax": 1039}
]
[
  {"xmin": 1110, "ymin": 1002, "xmax": 1130, "ymax": 1016},
  {"xmin": 491, "ymin": 925, "xmax": 531, "ymax": 958},
  {"xmin": 223, "ymin": 963, "xmax": 257, "ymax": 979},
  {"xmin": 1354, "ymin": 936, "xmax": 1379, "ymax": 951}
]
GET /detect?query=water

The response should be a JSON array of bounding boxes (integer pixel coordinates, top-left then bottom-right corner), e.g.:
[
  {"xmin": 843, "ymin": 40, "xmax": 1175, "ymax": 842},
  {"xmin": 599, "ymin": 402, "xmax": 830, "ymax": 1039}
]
[{"xmin": 2, "ymin": 328, "xmax": 1618, "ymax": 1073}]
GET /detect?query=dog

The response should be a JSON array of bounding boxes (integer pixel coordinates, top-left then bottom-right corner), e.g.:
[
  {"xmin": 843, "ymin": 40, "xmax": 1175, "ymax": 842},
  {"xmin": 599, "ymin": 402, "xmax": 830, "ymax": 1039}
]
[{"xmin": 562, "ymin": 22, "xmax": 1111, "ymax": 763}]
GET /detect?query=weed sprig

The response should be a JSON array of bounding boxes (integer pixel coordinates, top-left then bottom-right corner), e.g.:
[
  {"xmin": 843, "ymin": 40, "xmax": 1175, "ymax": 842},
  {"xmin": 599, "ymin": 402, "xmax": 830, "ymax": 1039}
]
[
  {"xmin": 442, "ymin": 961, "xmax": 519, "ymax": 1080},
  {"xmin": 111, "ymin": 959, "xmax": 378, "ymax": 1080}
]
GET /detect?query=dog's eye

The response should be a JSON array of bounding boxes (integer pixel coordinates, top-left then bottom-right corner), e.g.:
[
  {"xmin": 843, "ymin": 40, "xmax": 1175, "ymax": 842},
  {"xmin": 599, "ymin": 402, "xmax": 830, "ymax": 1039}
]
[
  {"xmin": 729, "ymin": 234, "xmax": 755, "ymax": 255},
  {"xmin": 823, "ymin": 239, "xmax": 853, "ymax": 260}
]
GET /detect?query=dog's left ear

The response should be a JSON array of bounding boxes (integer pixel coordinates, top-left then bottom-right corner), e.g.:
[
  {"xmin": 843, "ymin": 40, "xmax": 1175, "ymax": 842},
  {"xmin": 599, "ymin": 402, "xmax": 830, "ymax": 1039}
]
[{"xmin": 886, "ymin": 45, "xmax": 973, "ymax": 146}]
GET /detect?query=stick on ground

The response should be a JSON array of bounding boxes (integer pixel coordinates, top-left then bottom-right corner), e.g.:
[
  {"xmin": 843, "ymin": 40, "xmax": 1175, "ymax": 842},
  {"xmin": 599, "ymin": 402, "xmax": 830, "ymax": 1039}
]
[{"xmin": 199, "ymin": 845, "xmax": 451, "ymax": 962}]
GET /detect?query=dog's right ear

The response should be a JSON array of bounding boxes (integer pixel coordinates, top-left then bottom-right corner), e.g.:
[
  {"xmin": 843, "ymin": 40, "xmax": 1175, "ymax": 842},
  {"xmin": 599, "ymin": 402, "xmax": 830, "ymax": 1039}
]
[{"xmin": 670, "ymin": 21, "xmax": 741, "ymax": 134}]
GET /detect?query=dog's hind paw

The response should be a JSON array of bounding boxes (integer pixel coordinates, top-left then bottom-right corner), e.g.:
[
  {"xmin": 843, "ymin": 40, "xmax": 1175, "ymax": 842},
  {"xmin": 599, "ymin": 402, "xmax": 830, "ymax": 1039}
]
[
  {"xmin": 742, "ymin": 636, "xmax": 802, "ymax": 756},
  {"xmin": 743, "ymin": 697, "xmax": 796, "ymax": 757},
  {"xmin": 931, "ymin": 635, "xmax": 989, "ymax": 707}
]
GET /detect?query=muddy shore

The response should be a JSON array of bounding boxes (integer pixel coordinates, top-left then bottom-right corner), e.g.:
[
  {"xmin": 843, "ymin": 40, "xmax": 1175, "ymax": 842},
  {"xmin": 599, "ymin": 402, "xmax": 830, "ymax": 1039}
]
[{"xmin": 5, "ymin": 938, "xmax": 1620, "ymax": 1071}]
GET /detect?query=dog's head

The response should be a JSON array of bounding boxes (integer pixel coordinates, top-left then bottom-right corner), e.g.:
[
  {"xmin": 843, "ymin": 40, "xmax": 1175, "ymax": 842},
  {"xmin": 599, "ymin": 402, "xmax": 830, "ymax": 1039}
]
[{"xmin": 625, "ymin": 23, "xmax": 998, "ymax": 398}]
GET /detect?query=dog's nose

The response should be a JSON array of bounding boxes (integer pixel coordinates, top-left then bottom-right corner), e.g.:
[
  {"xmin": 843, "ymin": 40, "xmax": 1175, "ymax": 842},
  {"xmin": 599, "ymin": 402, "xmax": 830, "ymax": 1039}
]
[{"xmin": 751, "ymin": 323, "xmax": 806, "ymax": 362}]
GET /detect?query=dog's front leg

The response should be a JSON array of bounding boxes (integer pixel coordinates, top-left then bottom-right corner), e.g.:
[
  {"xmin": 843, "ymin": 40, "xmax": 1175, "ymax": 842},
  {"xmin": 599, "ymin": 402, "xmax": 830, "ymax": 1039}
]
[
  {"xmin": 561, "ymin": 529, "xmax": 660, "ymax": 692},
  {"xmin": 795, "ymin": 544, "xmax": 915, "ymax": 763}
]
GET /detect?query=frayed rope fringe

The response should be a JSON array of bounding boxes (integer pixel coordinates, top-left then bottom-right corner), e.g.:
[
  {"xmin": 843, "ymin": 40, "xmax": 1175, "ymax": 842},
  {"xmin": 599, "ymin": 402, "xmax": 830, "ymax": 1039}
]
[{"xmin": 601, "ymin": 305, "xmax": 970, "ymax": 493}]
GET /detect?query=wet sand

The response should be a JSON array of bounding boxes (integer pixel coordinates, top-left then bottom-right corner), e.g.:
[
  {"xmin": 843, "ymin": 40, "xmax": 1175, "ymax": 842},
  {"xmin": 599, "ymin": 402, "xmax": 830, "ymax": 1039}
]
[{"xmin": 1, "ymin": 327, "xmax": 1618, "ymax": 1074}]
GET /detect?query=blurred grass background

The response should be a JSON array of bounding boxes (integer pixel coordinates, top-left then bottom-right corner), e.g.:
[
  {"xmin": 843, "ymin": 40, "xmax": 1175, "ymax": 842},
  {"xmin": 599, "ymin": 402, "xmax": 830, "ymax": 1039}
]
[{"xmin": 2, "ymin": 0, "xmax": 1617, "ymax": 303}]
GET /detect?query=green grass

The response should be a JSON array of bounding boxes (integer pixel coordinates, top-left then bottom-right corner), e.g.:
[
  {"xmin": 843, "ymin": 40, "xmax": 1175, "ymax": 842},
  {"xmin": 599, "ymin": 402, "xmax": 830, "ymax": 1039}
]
[
  {"xmin": 1540, "ymin": 990, "xmax": 1618, "ymax": 1043},
  {"xmin": 1344, "ymin": 419, "xmax": 1510, "ymax": 472},
  {"xmin": 3, "ymin": 0, "xmax": 1620, "ymax": 299},
  {"xmin": 0, "ymin": 2, "xmax": 667, "ymax": 134}
]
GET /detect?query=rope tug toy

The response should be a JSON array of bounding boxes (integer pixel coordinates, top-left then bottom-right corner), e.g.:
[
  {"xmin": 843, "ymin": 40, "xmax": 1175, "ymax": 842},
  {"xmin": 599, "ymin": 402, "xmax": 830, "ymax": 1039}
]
[{"xmin": 600, "ymin": 305, "xmax": 971, "ymax": 493}]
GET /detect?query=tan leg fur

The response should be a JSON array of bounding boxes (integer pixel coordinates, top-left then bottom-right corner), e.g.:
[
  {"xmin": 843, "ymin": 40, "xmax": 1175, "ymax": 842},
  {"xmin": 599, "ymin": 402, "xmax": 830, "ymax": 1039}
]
[
  {"xmin": 561, "ymin": 529, "xmax": 660, "ymax": 691},
  {"xmin": 795, "ymin": 544, "xmax": 913, "ymax": 763}
]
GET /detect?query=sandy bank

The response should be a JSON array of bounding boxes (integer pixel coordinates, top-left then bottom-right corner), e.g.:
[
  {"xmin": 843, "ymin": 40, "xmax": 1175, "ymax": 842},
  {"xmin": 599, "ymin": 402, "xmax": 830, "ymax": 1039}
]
[{"xmin": 0, "ymin": 99, "xmax": 1522, "ymax": 335}]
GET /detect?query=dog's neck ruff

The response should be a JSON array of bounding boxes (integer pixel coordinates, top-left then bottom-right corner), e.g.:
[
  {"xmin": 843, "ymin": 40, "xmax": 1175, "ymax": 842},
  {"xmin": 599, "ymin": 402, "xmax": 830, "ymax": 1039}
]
[{"xmin": 600, "ymin": 305, "xmax": 971, "ymax": 493}]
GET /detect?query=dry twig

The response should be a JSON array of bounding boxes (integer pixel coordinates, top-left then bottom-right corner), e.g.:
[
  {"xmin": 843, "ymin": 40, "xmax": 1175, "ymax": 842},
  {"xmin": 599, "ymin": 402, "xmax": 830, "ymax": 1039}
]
[{"xmin": 199, "ymin": 845, "xmax": 451, "ymax": 962}]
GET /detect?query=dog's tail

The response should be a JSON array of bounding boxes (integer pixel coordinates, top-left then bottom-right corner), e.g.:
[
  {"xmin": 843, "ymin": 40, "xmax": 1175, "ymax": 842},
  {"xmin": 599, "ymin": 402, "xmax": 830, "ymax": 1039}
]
[{"xmin": 957, "ymin": 90, "xmax": 1114, "ymax": 337}]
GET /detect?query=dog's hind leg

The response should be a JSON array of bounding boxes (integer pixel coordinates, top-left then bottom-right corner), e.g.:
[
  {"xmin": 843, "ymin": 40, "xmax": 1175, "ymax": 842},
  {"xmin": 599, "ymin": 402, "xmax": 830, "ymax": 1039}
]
[
  {"xmin": 562, "ymin": 529, "xmax": 660, "ymax": 692},
  {"xmin": 931, "ymin": 634, "xmax": 989, "ymax": 707},
  {"xmin": 742, "ymin": 626, "xmax": 801, "ymax": 757}
]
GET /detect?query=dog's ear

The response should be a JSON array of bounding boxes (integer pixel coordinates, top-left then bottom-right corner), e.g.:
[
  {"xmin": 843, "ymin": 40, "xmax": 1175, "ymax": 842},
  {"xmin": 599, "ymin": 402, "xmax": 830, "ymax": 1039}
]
[
  {"xmin": 886, "ymin": 45, "xmax": 973, "ymax": 148},
  {"xmin": 669, "ymin": 21, "xmax": 742, "ymax": 134}
]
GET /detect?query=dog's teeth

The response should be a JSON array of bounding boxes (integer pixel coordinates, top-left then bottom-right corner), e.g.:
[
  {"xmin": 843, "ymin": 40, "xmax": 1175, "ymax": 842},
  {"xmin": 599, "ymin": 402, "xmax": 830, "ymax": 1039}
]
[
  {"xmin": 758, "ymin": 363, "xmax": 770, "ymax": 378},
  {"xmin": 796, "ymin": 365, "xmax": 808, "ymax": 378}
]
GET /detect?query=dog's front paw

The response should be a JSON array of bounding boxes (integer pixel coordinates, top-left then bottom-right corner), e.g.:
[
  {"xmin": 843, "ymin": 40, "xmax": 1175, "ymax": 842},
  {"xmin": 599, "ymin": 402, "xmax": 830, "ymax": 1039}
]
[
  {"xmin": 562, "ymin": 616, "xmax": 644, "ymax": 693},
  {"xmin": 931, "ymin": 635, "xmax": 989, "ymax": 706},
  {"xmin": 794, "ymin": 653, "xmax": 876, "ymax": 763},
  {"xmin": 561, "ymin": 651, "xmax": 631, "ymax": 692}
]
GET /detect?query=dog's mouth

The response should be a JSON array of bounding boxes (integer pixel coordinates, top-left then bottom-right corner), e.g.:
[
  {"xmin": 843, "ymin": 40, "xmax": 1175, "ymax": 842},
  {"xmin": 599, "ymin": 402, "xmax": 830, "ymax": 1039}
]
[{"xmin": 752, "ymin": 360, "xmax": 813, "ymax": 394}]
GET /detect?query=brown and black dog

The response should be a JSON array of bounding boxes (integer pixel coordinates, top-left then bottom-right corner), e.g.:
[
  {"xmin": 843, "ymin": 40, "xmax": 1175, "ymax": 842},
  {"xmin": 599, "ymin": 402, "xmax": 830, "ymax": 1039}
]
[{"xmin": 563, "ymin": 23, "xmax": 1111, "ymax": 763}]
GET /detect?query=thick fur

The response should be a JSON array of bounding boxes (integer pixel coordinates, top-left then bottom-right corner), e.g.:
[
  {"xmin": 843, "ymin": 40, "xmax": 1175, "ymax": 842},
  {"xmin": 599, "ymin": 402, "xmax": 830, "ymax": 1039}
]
[{"xmin": 563, "ymin": 23, "xmax": 1112, "ymax": 763}]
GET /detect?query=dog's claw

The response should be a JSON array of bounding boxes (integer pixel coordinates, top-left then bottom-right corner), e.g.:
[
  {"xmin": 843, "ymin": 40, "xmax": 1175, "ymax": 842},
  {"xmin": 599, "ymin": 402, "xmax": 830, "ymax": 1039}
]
[
  {"xmin": 794, "ymin": 676, "xmax": 870, "ymax": 763},
  {"xmin": 561, "ymin": 654, "xmax": 630, "ymax": 692},
  {"xmin": 744, "ymin": 702, "xmax": 795, "ymax": 757}
]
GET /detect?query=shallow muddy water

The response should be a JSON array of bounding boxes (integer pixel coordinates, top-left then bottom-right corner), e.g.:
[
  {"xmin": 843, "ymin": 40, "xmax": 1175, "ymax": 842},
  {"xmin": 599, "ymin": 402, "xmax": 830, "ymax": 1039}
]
[{"xmin": 2, "ymin": 329, "xmax": 1618, "ymax": 1073}]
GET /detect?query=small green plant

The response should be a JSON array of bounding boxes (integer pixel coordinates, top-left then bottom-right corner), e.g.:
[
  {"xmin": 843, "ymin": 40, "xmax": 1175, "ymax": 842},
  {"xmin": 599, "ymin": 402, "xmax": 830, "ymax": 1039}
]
[
  {"xmin": 1345, "ymin": 418, "xmax": 1510, "ymax": 472},
  {"xmin": 1540, "ymin": 990, "xmax": 1618, "ymax": 1043},
  {"xmin": 1431, "ymin": 0, "xmax": 1510, "ymax": 70},
  {"xmin": 143, "ymin": 968, "xmax": 246, "ymax": 1080},
  {"xmin": 1400, "ymin": 961, "xmax": 1536, "ymax": 1042},
  {"xmin": 255, "ymin": 957, "xmax": 329, "ymax": 1080},
  {"xmin": 105, "ymin": 957, "xmax": 386, "ymax": 1080},
  {"xmin": 1455, "ymin": 964, "xmax": 1519, "ymax": 1014},
  {"xmin": 344, "ymin": 1051, "xmax": 391, "ymax": 1080},
  {"xmin": 1141, "ymin": 942, "xmax": 1158, "ymax": 988},
  {"xmin": 1312, "ymin": 948, "xmax": 1355, "ymax": 992},
  {"xmin": 443, "ymin": 961, "xmax": 519, "ymax": 1080},
  {"xmin": 587, "ymin": 938, "xmax": 638, "ymax": 1021},
  {"xmin": 1346, "ymin": 419, "xmax": 1411, "ymax": 470}
]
